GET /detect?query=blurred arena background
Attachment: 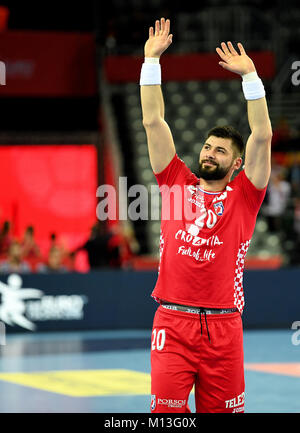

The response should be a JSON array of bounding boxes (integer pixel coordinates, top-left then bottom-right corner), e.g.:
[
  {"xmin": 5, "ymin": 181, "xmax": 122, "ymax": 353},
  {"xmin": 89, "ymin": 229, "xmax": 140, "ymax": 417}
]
[{"xmin": 0, "ymin": 0, "xmax": 299, "ymax": 414}]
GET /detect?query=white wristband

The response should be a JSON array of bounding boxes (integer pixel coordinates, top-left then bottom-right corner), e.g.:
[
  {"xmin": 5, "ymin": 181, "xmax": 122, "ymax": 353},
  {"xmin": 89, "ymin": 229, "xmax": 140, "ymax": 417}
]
[
  {"xmin": 242, "ymin": 72, "xmax": 265, "ymax": 100},
  {"xmin": 140, "ymin": 58, "xmax": 161, "ymax": 86},
  {"xmin": 144, "ymin": 57, "xmax": 160, "ymax": 64}
]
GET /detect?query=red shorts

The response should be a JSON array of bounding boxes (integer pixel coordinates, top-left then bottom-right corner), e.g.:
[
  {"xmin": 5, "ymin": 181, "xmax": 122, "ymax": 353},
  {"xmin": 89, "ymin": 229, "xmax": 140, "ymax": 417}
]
[{"xmin": 150, "ymin": 305, "xmax": 245, "ymax": 413}]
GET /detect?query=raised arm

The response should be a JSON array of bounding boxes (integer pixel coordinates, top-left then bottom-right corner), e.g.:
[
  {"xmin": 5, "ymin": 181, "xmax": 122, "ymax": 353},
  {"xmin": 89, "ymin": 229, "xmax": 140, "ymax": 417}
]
[
  {"xmin": 140, "ymin": 18, "xmax": 176, "ymax": 174},
  {"xmin": 216, "ymin": 42, "xmax": 272, "ymax": 189}
]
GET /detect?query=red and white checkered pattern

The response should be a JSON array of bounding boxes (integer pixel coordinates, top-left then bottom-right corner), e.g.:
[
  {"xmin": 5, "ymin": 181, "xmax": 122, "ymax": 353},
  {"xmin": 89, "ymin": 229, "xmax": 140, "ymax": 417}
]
[
  {"xmin": 152, "ymin": 231, "xmax": 165, "ymax": 304},
  {"xmin": 233, "ymin": 240, "xmax": 251, "ymax": 313},
  {"xmin": 158, "ymin": 230, "xmax": 165, "ymax": 275}
]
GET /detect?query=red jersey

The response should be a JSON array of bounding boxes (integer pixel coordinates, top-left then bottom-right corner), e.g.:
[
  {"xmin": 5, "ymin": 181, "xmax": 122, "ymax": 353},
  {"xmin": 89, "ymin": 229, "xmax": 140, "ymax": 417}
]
[{"xmin": 152, "ymin": 153, "xmax": 267, "ymax": 313}]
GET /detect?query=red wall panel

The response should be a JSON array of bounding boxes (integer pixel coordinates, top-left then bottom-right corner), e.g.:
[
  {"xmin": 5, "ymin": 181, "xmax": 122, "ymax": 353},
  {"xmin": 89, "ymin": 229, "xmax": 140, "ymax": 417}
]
[
  {"xmin": 0, "ymin": 145, "xmax": 97, "ymax": 259},
  {"xmin": 0, "ymin": 31, "xmax": 97, "ymax": 96},
  {"xmin": 104, "ymin": 51, "xmax": 275, "ymax": 83}
]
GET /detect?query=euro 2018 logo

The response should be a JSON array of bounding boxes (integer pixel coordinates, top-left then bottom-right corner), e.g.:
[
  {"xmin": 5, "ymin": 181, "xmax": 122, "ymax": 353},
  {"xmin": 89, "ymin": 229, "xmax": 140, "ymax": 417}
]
[{"xmin": 0, "ymin": 61, "xmax": 5, "ymax": 85}]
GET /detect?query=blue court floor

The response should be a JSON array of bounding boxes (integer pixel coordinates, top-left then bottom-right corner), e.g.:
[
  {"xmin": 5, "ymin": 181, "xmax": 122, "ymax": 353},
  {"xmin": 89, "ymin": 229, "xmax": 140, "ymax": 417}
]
[{"xmin": 0, "ymin": 328, "xmax": 299, "ymax": 413}]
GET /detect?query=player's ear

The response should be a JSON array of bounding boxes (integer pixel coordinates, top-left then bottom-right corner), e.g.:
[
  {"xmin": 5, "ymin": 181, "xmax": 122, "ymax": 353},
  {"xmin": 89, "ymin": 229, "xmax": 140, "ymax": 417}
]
[{"xmin": 234, "ymin": 157, "xmax": 243, "ymax": 171}]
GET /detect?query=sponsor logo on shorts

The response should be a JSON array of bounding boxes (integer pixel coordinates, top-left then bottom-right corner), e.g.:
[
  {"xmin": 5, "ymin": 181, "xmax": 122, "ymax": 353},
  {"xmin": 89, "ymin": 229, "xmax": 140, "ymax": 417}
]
[
  {"xmin": 225, "ymin": 391, "xmax": 245, "ymax": 412},
  {"xmin": 151, "ymin": 394, "xmax": 156, "ymax": 411},
  {"xmin": 232, "ymin": 406, "xmax": 244, "ymax": 413},
  {"xmin": 157, "ymin": 398, "xmax": 186, "ymax": 409}
]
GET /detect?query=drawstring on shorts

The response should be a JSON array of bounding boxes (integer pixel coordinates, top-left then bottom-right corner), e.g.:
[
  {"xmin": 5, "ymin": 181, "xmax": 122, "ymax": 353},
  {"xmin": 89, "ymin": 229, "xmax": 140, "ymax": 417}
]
[
  {"xmin": 199, "ymin": 308, "xmax": 211, "ymax": 343},
  {"xmin": 160, "ymin": 301, "xmax": 238, "ymax": 345}
]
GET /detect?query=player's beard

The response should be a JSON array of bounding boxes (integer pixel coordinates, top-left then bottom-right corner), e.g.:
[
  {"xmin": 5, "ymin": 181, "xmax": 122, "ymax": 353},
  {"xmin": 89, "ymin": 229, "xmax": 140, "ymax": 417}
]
[{"xmin": 198, "ymin": 159, "xmax": 233, "ymax": 181}]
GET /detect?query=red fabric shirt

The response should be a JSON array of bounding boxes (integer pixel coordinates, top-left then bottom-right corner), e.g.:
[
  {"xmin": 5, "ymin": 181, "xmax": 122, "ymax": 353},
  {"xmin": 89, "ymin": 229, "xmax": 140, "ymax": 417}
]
[{"xmin": 153, "ymin": 154, "xmax": 267, "ymax": 313}]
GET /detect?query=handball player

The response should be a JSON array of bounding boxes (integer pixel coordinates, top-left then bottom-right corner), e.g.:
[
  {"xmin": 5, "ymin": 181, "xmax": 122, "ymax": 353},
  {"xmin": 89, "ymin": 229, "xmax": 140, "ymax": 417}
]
[{"xmin": 140, "ymin": 18, "xmax": 272, "ymax": 413}]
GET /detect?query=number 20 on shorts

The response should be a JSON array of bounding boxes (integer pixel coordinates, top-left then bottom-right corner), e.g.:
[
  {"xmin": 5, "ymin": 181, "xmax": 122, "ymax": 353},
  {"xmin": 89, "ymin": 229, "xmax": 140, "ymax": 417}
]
[{"xmin": 151, "ymin": 329, "xmax": 166, "ymax": 351}]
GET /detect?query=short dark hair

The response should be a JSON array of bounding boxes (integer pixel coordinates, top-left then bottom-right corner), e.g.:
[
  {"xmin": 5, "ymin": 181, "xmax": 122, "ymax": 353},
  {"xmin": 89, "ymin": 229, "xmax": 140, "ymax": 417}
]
[
  {"xmin": 207, "ymin": 125, "xmax": 245, "ymax": 157},
  {"xmin": 26, "ymin": 225, "xmax": 34, "ymax": 235}
]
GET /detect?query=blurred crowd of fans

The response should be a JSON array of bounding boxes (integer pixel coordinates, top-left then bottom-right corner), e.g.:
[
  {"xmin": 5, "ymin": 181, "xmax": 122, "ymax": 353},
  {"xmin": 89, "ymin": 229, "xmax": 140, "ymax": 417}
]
[
  {"xmin": 260, "ymin": 120, "xmax": 300, "ymax": 264},
  {"xmin": 0, "ymin": 221, "xmax": 139, "ymax": 274}
]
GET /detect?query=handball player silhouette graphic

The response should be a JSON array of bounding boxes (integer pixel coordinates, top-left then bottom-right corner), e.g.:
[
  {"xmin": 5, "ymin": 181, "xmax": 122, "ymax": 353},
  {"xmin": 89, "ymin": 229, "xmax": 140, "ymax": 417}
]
[
  {"xmin": 0, "ymin": 274, "xmax": 43, "ymax": 331},
  {"xmin": 140, "ymin": 18, "xmax": 272, "ymax": 413}
]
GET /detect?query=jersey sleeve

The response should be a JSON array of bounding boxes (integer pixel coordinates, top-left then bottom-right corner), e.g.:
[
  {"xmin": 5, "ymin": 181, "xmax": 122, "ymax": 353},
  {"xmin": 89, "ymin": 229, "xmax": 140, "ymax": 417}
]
[
  {"xmin": 154, "ymin": 153, "xmax": 194, "ymax": 188},
  {"xmin": 239, "ymin": 169, "xmax": 267, "ymax": 214}
]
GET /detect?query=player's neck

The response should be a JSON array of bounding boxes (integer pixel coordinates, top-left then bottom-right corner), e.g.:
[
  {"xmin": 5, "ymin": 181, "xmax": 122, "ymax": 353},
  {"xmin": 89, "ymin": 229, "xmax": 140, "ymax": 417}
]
[
  {"xmin": 198, "ymin": 177, "xmax": 229, "ymax": 193},
  {"xmin": 198, "ymin": 168, "xmax": 234, "ymax": 192}
]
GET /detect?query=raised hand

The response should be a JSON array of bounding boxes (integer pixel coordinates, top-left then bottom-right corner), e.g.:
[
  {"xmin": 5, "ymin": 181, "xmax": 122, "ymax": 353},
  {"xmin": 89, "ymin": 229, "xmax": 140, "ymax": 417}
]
[
  {"xmin": 216, "ymin": 42, "xmax": 256, "ymax": 76},
  {"xmin": 144, "ymin": 18, "xmax": 173, "ymax": 58}
]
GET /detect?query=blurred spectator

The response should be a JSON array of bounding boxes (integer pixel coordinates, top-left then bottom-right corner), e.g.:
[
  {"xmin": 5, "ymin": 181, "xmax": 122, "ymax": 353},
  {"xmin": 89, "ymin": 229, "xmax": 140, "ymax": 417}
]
[
  {"xmin": 73, "ymin": 221, "xmax": 121, "ymax": 269},
  {"xmin": 49, "ymin": 232, "xmax": 58, "ymax": 251},
  {"xmin": 114, "ymin": 223, "xmax": 140, "ymax": 269},
  {"xmin": 272, "ymin": 117, "xmax": 291, "ymax": 148},
  {"xmin": 289, "ymin": 155, "xmax": 300, "ymax": 199},
  {"xmin": 0, "ymin": 240, "xmax": 31, "ymax": 273},
  {"xmin": 0, "ymin": 220, "xmax": 12, "ymax": 257},
  {"xmin": 21, "ymin": 225, "xmax": 40, "ymax": 261},
  {"xmin": 105, "ymin": 18, "xmax": 117, "ymax": 54},
  {"xmin": 49, "ymin": 232, "xmax": 68, "ymax": 255},
  {"xmin": 36, "ymin": 246, "xmax": 68, "ymax": 273},
  {"xmin": 288, "ymin": 197, "xmax": 300, "ymax": 265},
  {"xmin": 294, "ymin": 198, "xmax": 300, "ymax": 239},
  {"xmin": 47, "ymin": 232, "xmax": 74, "ymax": 269},
  {"xmin": 262, "ymin": 167, "xmax": 291, "ymax": 234}
]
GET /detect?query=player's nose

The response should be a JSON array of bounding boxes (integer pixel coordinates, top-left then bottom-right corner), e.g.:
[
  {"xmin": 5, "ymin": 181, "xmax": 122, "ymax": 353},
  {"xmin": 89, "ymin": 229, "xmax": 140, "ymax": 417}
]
[{"xmin": 203, "ymin": 153, "xmax": 216, "ymax": 162}]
